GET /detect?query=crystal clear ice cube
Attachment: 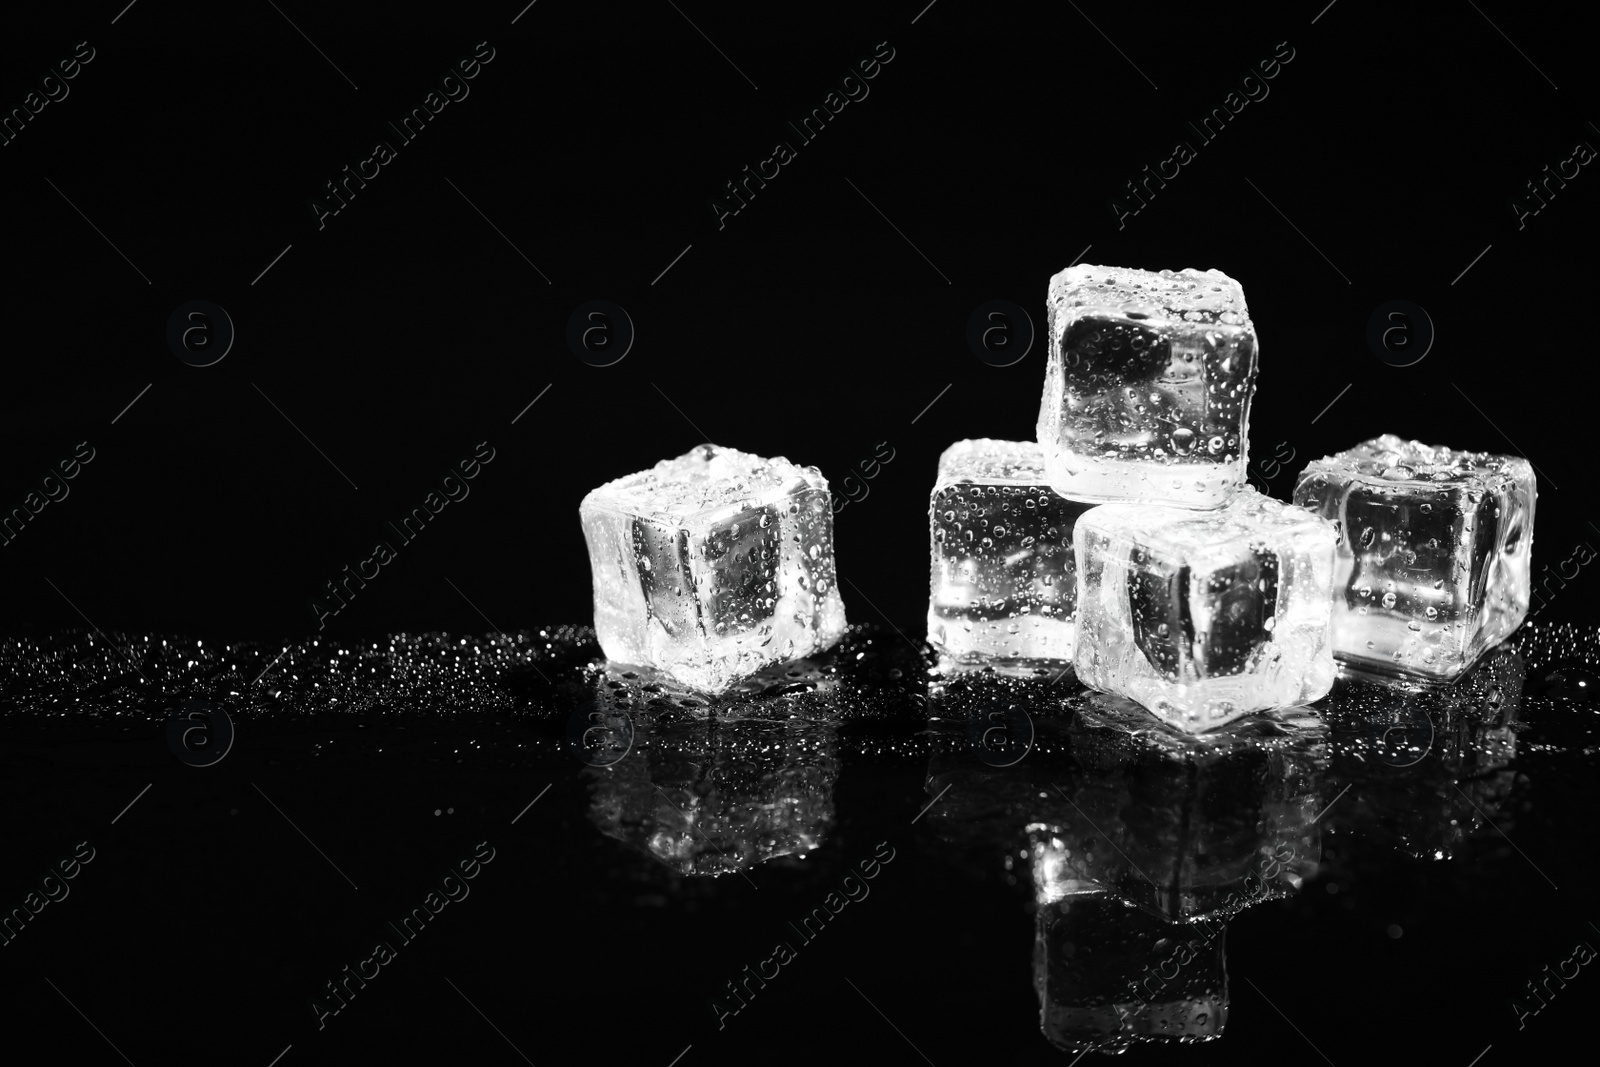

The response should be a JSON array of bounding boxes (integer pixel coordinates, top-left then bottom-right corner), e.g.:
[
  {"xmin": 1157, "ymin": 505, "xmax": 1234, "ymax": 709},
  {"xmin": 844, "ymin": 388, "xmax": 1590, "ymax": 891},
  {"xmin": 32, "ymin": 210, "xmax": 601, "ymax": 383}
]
[
  {"xmin": 927, "ymin": 439, "xmax": 1093, "ymax": 668},
  {"xmin": 580, "ymin": 444, "xmax": 847, "ymax": 693},
  {"xmin": 1037, "ymin": 264, "xmax": 1257, "ymax": 508},
  {"xmin": 1074, "ymin": 487, "xmax": 1336, "ymax": 729},
  {"xmin": 1292, "ymin": 435, "xmax": 1535, "ymax": 681}
]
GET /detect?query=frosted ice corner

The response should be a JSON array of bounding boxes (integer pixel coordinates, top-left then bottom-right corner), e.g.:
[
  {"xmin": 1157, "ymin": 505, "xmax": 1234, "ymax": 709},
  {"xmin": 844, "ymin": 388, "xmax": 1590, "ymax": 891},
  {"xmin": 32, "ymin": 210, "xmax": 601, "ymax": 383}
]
[
  {"xmin": 579, "ymin": 444, "xmax": 847, "ymax": 693},
  {"xmin": 1037, "ymin": 265, "xmax": 1257, "ymax": 509},
  {"xmin": 1073, "ymin": 487, "xmax": 1337, "ymax": 731},
  {"xmin": 926, "ymin": 439, "xmax": 1092, "ymax": 668},
  {"xmin": 1292, "ymin": 435, "xmax": 1535, "ymax": 681}
]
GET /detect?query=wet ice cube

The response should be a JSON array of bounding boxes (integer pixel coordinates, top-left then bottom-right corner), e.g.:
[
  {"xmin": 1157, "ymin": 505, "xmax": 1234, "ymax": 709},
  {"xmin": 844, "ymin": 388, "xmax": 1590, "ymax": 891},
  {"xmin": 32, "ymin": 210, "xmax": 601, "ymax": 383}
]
[
  {"xmin": 580, "ymin": 444, "xmax": 847, "ymax": 693},
  {"xmin": 1292, "ymin": 435, "xmax": 1535, "ymax": 681},
  {"xmin": 927, "ymin": 440, "xmax": 1093, "ymax": 668},
  {"xmin": 1075, "ymin": 487, "xmax": 1336, "ymax": 730},
  {"xmin": 1036, "ymin": 264, "xmax": 1257, "ymax": 508}
]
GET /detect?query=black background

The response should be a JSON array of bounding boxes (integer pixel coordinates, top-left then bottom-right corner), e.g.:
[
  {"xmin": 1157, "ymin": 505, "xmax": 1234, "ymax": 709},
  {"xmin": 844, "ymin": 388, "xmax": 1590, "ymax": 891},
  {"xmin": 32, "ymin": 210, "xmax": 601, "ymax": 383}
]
[
  {"xmin": 2, "ymin": 0, "xmax": 1590, "ymax": 639},
  {"xmin": 2, "ymin": 3, "xmax": 1597, "ymax": 1066}
]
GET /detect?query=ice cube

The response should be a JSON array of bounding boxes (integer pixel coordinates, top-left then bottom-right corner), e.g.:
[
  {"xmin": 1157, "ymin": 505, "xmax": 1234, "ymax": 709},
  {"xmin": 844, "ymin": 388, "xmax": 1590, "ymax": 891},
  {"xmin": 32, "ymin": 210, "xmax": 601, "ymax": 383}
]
[
  {"xmin": 1075, "ymin": 486, "xmax": 1336, "ymax": 729},
  {"xmin": 927, "ymin": 439, "xmax": 1092, "ymax": 669},
  {"xmin": 1292, "ymin": 435, "xmax": 1535, "ymax": 681},
  {"xmin": 580, "ymin": 444, "xmax": 847, "ymax": 693},
  {"xmin": 1036, "ymin": 264, "xmax": 1257, "ymax": 508}
]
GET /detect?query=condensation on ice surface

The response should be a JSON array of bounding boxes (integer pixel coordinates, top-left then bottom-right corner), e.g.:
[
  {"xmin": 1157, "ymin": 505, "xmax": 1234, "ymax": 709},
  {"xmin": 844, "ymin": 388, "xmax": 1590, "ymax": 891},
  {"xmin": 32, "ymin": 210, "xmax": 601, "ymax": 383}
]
[
  {"xmin": 1293, "ymin": 434, "xmax": 1535, "ymax": 681},
  {"xmin": 580, "ymin": 444, "xmax": 847, "ymax": 693},
  {"xmin": 927, "ymin": 439, "xmax": 1092, "ymax": 669},
  {"xmin": 1037, "ymin": 265, "xmax": 1257, "ymax": 509},
  {"xmin": 1074, "ymin": 486, "xmax": 1336, "ymax": 731}
]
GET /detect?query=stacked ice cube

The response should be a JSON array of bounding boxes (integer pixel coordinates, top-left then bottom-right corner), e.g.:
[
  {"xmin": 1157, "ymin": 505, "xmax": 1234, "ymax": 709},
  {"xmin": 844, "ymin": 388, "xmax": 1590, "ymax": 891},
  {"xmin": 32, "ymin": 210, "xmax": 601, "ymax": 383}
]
[
  {"xmin": 928, "ymin": 265, "xmax": 1327, "ymax": 727},
  {"xmin": 926, "ymin": 263, "xmax": 1535, "ymax": 732},
  {"xmin": 1036, "ymin": 265, "xmax": 1256, "ymax": 508}
]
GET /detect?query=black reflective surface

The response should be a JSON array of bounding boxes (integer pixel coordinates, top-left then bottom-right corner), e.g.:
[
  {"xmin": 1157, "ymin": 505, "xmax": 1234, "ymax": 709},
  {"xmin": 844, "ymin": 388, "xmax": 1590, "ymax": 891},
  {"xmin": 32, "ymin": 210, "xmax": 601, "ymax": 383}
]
[{"xmin": 1, "ymin": 623, "xmax": 1596, "ymax": 1064}]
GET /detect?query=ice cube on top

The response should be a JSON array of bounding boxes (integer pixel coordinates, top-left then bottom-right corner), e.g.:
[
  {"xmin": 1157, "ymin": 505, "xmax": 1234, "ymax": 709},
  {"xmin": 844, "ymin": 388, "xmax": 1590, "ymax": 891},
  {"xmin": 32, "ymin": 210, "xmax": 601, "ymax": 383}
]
[
  {"xmin": 580, "ymin": 444, "xmax": 847, "ymax": 693},
  {"xmin": 1074, "ymin": 486, "xmax": 1336, "ymax": 731},
  {"xmin": 927, "ymin": 439, "xmax": 1092, "ymax": 669},
  {"xmin": 1037, "ymin": 264, "xmax": 1257, "ymax": 509},
  {"xmin": 1293, "ymin": 435, "xmax": 1535, "ymax": 681},
  {"xmin": 1049, "ymin": 264, "xmax": 1252, "ymax": 326}
]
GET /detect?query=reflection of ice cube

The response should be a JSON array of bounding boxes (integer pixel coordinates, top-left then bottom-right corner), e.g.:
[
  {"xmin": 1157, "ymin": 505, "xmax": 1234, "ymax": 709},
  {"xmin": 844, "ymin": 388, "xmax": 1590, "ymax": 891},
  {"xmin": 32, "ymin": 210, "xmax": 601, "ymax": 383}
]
[
  {"xmin": 1037, "ymin": 265, "xmax": 1257, "ymax": 508},
  {"xmin": 921, "ymin": 689, "xmax": 1324, "ymax": 923},
  {"xmin": 1293, "ymin": 435, "xmax": 1535, "ymax": 680},
  {"xmin": 927, "ymin": 440, "xmax": 1092, "ymax": 668},
  {"xmin": 1034, "ymin": 887, "xmax": 1227, "ymax": 1055},
  {"xmin": 584, "ymin": 676, "xmax": 839, "ymax": 876},
  {"xmin": 581, "ymin": 444, "xmax": 847, "ymax": 693},
  {"xmin": 1075, "ymin": 487, "xmax": 1335, "ymax": 730}
]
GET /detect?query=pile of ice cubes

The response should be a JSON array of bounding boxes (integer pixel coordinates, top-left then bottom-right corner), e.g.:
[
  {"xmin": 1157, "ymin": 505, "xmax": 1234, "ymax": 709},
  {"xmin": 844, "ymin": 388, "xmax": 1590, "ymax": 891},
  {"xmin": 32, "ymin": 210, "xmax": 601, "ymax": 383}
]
[
  {"xmin": 931, "ymin": 264, "xmax": 1535, "ymax": 730},
  {"xmin": 578, "ymin": 264, "xmax": 1536, "ymax": 733}
]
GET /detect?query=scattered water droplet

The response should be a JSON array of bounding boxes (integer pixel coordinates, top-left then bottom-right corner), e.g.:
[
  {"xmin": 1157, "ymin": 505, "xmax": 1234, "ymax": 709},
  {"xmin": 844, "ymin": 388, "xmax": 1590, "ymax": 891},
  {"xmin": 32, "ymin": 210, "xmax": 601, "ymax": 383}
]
[{"xmin": 1540, "ymin": 666, "xmax": 1600, "ymax": 703}]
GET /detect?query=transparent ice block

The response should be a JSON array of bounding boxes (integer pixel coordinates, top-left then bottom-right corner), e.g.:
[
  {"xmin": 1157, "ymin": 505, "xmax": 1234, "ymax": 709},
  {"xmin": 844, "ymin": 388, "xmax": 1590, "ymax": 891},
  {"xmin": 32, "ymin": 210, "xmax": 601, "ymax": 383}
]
[
  {"xmin": 579, "ymin": 444, "xmax": 847, "ymax": 693},
  {"xmin": 1074, "ymin": 486, "xmax": 1336, "ymax": 729},
  {"xmin": 927, "ymin": 439, "xmax": 1092, "ymax": 669},
  {"xmin": 1036, "ymin": 264, "xmax": 1257, "ymax": 508},
  {"xmin": 1292, "ymin": 435, "xmax": 1535, "ymax": 681}
]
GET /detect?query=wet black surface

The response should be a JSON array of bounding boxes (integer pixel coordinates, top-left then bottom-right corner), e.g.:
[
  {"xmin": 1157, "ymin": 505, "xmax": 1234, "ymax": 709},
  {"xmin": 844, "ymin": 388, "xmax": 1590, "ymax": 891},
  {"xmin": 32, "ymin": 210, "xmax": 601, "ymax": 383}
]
[{"xmin": 1, "ymin": 622, "xmax": 1597, "ymax": 1065}]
